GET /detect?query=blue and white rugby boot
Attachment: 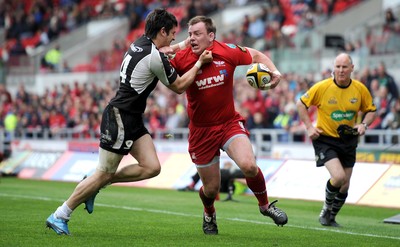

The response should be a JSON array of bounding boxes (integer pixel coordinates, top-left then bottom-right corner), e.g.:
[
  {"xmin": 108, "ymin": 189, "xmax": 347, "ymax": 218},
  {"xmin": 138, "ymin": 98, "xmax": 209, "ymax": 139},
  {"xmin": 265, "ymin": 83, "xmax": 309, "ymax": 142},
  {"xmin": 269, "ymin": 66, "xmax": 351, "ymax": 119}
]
[{"xmin": 46, "ymin": 213, "xmax": 70, "ymax": 235}]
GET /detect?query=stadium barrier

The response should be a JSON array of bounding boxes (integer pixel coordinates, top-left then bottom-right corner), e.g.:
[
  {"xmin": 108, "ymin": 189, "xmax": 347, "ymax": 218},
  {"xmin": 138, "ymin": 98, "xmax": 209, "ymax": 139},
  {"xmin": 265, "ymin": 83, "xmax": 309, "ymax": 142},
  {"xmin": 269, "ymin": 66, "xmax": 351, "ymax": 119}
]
[{"xmin": 1, "ymin": 128, "xmax": 399, "ymax": 157}]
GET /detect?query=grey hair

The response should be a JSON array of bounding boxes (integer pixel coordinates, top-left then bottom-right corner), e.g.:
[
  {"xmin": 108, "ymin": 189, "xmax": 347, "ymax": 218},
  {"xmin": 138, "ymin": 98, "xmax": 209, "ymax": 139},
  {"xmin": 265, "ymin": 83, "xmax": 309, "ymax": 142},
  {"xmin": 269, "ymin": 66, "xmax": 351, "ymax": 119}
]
[{"xmin": 334, "ymin": 52, "xmax": 353, "ymax": 65}]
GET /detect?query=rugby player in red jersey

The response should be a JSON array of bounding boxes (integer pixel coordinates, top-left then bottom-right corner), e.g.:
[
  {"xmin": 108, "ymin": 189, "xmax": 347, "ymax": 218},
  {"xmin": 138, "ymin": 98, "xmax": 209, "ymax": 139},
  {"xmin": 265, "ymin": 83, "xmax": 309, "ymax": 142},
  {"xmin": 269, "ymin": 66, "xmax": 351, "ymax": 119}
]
[{"xmin": 170, "ymin": 16, "xmax": 288, "ymax": 234}]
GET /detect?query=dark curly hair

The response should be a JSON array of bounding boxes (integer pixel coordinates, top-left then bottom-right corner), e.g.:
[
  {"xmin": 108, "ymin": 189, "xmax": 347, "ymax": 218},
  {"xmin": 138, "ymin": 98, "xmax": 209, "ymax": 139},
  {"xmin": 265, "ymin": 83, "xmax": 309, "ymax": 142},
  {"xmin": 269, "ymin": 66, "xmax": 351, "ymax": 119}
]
[{"xmin": 145, "ymin": 9, "xmax": 178, "ymax": 39}]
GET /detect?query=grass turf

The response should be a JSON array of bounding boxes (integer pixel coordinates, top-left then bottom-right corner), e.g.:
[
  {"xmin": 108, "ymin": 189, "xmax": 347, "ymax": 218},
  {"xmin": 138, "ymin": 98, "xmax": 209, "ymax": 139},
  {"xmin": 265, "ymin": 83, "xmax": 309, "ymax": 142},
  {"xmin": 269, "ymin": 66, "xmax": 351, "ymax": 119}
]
[{"xmin": 0, "ymin": 177, "xmax": 399, "ymax": 246}]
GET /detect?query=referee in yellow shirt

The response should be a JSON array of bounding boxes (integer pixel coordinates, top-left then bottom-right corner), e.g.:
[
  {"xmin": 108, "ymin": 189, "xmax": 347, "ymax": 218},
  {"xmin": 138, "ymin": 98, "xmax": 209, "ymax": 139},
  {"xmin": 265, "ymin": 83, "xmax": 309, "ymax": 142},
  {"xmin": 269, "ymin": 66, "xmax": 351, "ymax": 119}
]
[{"xmin": 296, "ymin": 53, "xmax": 377, "ymax": 227}]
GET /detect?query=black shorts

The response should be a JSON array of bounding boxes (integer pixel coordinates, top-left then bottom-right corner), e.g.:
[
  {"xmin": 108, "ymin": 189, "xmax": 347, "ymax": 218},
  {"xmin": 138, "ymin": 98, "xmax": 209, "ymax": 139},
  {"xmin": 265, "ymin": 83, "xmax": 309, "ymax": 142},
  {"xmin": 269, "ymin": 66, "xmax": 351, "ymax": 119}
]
[
  {"xmin": 99, "ymin": 105, "xmax": 149, "ymax": 155},
  {"xmin": 312, "ymin": 135, "xmax": 356, "ymax": 168}
]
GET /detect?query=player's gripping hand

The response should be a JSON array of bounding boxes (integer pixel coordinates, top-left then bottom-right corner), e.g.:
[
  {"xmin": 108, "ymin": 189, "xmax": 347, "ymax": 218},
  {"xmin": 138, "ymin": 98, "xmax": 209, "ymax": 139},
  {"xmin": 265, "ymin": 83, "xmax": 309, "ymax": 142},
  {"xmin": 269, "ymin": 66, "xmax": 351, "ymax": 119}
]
[
  {"xmin": 198, "ymin": 50, "xmax": 213, "ymax": 66},
  {"xmin": 160, "ymin": 37, "xmax": 191, "ymax": 59},
  {"xmin": 268, "ymin": 70, "xmax": 282, "ymax": 89},
  {"xmin": 160, "ymin": 46, "xmax": 175, "ymax": 58}
]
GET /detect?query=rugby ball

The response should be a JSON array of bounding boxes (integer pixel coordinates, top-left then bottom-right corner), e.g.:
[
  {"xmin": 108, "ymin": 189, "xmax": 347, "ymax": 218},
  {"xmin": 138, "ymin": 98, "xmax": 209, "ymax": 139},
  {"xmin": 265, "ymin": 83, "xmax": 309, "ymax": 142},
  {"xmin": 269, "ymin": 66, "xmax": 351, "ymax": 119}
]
[{"xmin": 246, "ymin": 63, "xmax": 272, "ymax": 90}]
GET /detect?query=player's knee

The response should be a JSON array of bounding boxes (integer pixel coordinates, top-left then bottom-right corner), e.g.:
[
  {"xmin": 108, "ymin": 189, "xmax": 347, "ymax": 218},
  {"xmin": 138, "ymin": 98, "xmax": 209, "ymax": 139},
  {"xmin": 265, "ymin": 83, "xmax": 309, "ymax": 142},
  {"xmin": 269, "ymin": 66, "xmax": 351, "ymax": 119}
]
[
  {"xmin": 340, "ymin": 181, "xmax": 350, "ymax": 191},
  {"xmin": 332, "ymin": 174, "xmax": 346, "ymax": 187},
  {"xmin": 239, "ymin": 164, "xmax": 258, "ymax": 177},
  {"xmin": 204, "ymin": 186, "xmax": 220, "ymax": 198},
  {"xmin": 90, "ymin": 170, "xmax": 114, "ymax": 187},
  {"xmin": 146, "ymin": 163, "xmax": 161, "ymax": 178}
]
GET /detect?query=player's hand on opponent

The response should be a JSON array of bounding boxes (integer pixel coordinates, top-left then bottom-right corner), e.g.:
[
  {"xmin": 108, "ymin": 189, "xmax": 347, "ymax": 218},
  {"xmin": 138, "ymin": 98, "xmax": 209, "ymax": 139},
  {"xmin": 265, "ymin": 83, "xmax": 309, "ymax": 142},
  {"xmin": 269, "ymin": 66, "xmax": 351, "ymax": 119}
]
[
  {"xmin": 198, "ymin": 50, "xmax": 213, "ymax": 66},
  {"xmin": 159, "ymin": 46, "xmax": 176, "ymax": 59},
  {"xmin": 160, "ymin": 46, "xmax": 174, "ymax": 55},
  {"xmin": 269, "ymin": 70, "xmax": 282, "ymax": 89},
  {"xmin": 160, "ymin": 37, "xmax": 191, "ymax": 59}
]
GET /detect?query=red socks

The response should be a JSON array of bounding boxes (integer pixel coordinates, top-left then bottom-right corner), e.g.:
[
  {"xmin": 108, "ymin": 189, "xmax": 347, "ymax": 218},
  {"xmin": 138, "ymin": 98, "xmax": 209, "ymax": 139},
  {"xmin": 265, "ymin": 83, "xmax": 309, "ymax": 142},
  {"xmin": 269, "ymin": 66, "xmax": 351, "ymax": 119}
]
[
  {"xmin": 199, "ymin": 167, "xmax": 268, "ymax": 214},
  {"xmin": 245, "ymin": 167, "xmax": 268, "ymax": 206},
  {"xmin": 199, "ymin": 186, "xmax": 216, "ymax": 216}
]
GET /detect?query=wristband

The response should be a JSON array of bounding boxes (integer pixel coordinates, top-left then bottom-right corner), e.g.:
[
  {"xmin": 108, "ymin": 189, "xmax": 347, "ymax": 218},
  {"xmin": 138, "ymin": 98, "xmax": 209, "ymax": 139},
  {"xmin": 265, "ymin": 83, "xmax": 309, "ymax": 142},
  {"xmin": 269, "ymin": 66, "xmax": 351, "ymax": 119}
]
[
  {"xmin": 272, "ymin": 70, "xmax": 281, "ymax": 76},
  {"xmin": 362, "ymin": 122, "xmax": 368, "ymax": 130},
  {"xmin": 178, "ymin": 41, "xmax": 186, "ymax": 50},
  {"xmin": 195, "ymin": 61, "xmax": 202, "ymax": 69}
]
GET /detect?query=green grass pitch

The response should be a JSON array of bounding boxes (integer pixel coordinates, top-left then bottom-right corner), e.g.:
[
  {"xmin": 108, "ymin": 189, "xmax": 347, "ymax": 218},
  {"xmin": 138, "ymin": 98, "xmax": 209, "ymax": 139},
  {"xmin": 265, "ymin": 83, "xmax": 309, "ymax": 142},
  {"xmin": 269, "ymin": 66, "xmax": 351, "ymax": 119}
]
[{"xmin": 0, "ymin": 177, "xmax": 399, "ymax": 246}]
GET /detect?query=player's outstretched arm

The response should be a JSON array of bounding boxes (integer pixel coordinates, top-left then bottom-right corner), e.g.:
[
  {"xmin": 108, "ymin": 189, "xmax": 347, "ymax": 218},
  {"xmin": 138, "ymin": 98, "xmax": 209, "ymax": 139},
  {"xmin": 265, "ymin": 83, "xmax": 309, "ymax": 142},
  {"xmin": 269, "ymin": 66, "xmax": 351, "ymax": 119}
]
[{"xmin": 168, "ymin": 50, "xmax": 212, "ymax": 94}]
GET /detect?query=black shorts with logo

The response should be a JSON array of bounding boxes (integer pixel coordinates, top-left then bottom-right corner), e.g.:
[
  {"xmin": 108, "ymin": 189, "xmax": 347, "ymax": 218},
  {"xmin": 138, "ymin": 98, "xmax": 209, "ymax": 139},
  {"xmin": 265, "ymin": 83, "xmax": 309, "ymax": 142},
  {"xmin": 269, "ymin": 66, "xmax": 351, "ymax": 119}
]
[
  {"xmin": 312, "ymin": 135, "xmax": 357, "ymax": 168},
  {"xmin": 99, "ymin": 104, "xmax": 149, "ymax": 155}
]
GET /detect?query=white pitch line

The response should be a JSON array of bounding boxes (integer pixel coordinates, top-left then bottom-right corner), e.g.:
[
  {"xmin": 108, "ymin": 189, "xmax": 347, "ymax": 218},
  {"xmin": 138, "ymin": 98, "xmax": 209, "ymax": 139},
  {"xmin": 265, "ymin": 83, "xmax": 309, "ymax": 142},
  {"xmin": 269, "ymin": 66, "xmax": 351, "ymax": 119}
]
[{"xmin": 1, "ymin": 193, "xmax": 399, "ymax": 241}]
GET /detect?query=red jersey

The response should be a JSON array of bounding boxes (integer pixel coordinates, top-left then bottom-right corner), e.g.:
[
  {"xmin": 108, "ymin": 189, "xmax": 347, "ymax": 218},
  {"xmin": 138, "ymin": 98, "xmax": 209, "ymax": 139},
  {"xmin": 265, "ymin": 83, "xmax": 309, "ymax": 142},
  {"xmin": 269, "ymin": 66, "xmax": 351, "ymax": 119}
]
[{"xmin": 171, "ymin": 40, "xmax": 252, "ymax": 126}]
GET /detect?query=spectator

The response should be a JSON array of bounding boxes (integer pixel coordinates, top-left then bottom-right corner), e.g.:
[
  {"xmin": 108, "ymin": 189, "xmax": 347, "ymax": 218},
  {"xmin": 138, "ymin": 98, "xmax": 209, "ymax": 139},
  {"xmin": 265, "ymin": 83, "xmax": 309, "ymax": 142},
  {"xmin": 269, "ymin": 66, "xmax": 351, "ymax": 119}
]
[
  {"xmin": 0, "ymin": 84, "xmax": 12, "ymax": 107},
  {"xmin": 295, "ymin": 78, "xmax": 309, "ymax": 101},
  {"xmin": 62, "ymin": 60, "xmax": 72, "ymax": 73},
  {"xmin": 241, "ymin": 90, "xmax": 265, "ymax": 116},
  {"xmin": 4, "ymin": 108, "xmax": 18, "ymax": 134},
  {"xmin": 165, "ymin": 105, "xmax": 186, "ymax": 130},
  {"xmin": 43, "ymin": 44, "xmax": 62, "ymax": 71},
  {"xmin": 249, "ymin": 111, "xmax": 268, "ymax": 130},
  {"xmin": 220, "ymin": 161, "xmax": 246, "ymax": 201},
  {"xmin": 36, "ymin": 26, "xmax": 50, "ymax": 47},
  {"xmin": 360, "ymin": 66, "xmax": 376, "ymax": 91},
  {"xmin": 241, "ymin": 15, "xmax": 250, "ymax": 39},
  {"xmin": 178, "ymin": 172, "xmax": 200, "ymax": 191},
  {"xmin": 48, "ymin": 109, "xmax": 67, "ymax": 137},
  {"xmin": 9, "ymin": 38, "xmax": 27, "ymax": 56},
  {"xmin": 98, "ymin": 0, "xmax": 118, "ymax": 19},
  {"xmin": 75, "ymin": 3, "xmax": 92, "ymax": 25},
  {"xmin": 221, "ymin": 30, "xmax": 241, "ymax": 44},
  {"xmin": 375, "ymin": 62, "xmax": 399, "ymax": 107},
  {"xmin": 264, "ymin": 91, "xmax": 280, "ymax": 128},
  {"xmin": 370, "ymin": 84, "xmax": 389, "ymax": 130},
  {"xmin": 273, "ymin": 102, "xmax": 297, "ymax": 142},
  {"xmin": 127, "ymin": 11, "xmax": 141, "ymax": 31},
  {"xmin": 381, "ymin": 100, "xmax": 400, "ymax": 131},
  {"xmin": 178, "ymin": 161, "xmax": 247, "ymax": 202},
  {"xmin": 247, "ymin": 15, "xmax": 265, "ymax": 40},
  {"xmin": 47, "ymin": 9, "xmax": 64, "ymax": 41},
  {"xmin": 19, "ymin": 110, "xmax": 43, "ymax": 138},
  {"xmin": 15, "ymin": 84, "xmax": 30, "ymax": 105},
  {"xmin": 384, "ymin": 8, "xmax": 398, "ymax": 31},
  {"xmin": 326, "ymin": 0, "xmax": 337, "ymax": 18}
]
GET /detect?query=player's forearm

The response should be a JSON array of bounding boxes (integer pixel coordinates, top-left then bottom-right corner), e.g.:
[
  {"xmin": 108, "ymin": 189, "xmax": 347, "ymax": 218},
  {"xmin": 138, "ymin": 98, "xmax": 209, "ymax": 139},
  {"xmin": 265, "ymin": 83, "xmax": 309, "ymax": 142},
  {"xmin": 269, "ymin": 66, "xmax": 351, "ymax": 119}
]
[
  {"xmin": 296, "ymin": 101, "xmax": 312, "ymax": 129},
  {"xmin": 171, "ymin": 39, "xmax": 189, "ymax": 53},
  {"xmin": 362, "ymin": 111, "xmax": 377, "ymax": 128},
  {"xmin": 171, "ymin": 61, "xmax": 202, "ymax": 94},
  {"xmin": 248, "ymin": 48, "xmax": 279, "ymax": 73}
]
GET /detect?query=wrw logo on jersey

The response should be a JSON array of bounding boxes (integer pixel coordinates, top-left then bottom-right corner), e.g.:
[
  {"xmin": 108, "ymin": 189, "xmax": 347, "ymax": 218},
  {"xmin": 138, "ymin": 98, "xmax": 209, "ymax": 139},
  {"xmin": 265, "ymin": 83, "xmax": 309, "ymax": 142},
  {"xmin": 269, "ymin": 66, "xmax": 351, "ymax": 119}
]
[{"xmin": 195, "ymin": 74, "xmax": 225, "ymax": 90}]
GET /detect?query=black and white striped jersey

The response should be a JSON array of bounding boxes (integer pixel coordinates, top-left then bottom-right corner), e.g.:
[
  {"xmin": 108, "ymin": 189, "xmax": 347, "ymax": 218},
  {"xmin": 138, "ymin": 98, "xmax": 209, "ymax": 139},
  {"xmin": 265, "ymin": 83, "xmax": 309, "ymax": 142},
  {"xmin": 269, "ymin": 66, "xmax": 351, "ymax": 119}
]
[{"xmin": 109, "ymin": 35, "xmax": 178, "ymax": 113}]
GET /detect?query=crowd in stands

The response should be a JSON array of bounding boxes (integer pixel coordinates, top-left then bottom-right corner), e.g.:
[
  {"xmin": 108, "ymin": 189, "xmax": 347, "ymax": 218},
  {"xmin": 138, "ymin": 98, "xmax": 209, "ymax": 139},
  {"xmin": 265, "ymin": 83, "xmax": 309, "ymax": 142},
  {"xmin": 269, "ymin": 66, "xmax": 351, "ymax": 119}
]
[
  {"xmin": 70, "ymin": 0, "xmax": 399, "ymax": 72},
  {"xmin": 82, "ymin": 0, "xmax": 372, "ymax": 71},
  {"xmin": 0, "ymin": 80, "xmax": 118, "ymax": 139},
  {"xmin": 1, "ymin": 0, "xmax": 399, "ymax": 144},
  {"xmin": 1, "ymin": 0, "xmax": 375, "ymax": 72}
]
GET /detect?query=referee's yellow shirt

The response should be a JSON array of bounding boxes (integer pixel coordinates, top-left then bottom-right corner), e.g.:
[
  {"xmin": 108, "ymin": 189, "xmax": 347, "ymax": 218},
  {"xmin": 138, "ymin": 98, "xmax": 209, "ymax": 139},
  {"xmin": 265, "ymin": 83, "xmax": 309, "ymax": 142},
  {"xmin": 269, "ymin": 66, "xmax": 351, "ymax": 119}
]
[{"xmin": 300, "ymin": 78, "xmax": 377, "ymax": 138}]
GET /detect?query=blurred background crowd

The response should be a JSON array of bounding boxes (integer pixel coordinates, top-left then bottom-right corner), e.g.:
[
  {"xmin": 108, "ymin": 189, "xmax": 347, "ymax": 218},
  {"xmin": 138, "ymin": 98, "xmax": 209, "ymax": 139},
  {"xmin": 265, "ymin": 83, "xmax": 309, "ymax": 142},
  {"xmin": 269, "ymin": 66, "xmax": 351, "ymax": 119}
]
[{"xmin": 0, "ymin": 0, "xmax": 399, "ymax": 142}]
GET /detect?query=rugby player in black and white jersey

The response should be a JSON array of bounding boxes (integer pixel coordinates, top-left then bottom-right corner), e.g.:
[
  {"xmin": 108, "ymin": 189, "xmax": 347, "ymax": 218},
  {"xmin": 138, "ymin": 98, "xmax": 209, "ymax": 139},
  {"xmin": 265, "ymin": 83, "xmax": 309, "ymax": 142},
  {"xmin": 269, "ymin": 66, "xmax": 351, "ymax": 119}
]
[{"xmin": 46, "ymin": 8, "xmax": 212, "ymax": 235}]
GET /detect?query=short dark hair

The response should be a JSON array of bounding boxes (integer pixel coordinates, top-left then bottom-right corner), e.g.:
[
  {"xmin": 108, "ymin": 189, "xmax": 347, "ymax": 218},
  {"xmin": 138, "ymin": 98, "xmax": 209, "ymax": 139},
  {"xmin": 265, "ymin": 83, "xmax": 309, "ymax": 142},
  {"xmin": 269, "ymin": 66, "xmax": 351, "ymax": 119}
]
[
  {"xmin": 188, "ymin": 16, "xmax": 217, "ymax": 36},
  {"xmin": 145, "ymin": 9, "xmax": 178, "ymax": 39}
]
